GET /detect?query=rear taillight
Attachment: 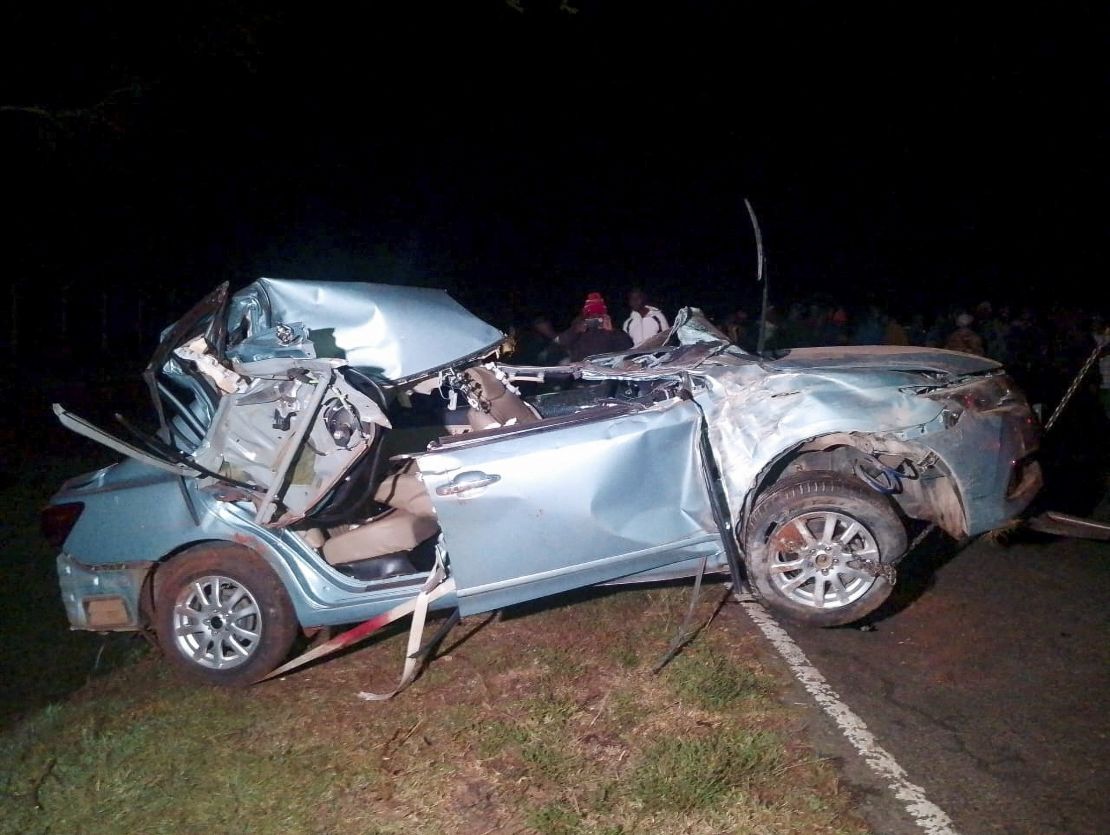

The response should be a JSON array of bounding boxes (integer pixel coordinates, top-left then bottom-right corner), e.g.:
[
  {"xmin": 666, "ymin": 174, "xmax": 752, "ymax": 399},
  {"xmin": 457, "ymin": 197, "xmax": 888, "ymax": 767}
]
[{"xmin": 41, "ymin": 502, "xmax": 85, "ymax": 549}]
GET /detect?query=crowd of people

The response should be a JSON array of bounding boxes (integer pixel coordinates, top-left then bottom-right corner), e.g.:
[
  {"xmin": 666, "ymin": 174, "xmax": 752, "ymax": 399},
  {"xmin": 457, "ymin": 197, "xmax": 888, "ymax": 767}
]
[
  {"xmin": 509, "ymin": 289, "xmax": 1110, "ymax": 420},
  {"xmin": 510, "ymin": 288, "xmax": 670, "ymax": 365}
]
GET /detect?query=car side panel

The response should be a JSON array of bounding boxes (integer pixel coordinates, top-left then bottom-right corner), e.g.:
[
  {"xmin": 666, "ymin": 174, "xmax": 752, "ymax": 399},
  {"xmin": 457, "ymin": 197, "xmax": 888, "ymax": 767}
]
[
  {"xmin": 417, "ymin": 399, "xmax": 723, "ymax": 616},
  {"xmin": 52, "ymin": 459, "xmax": 441, "ymax": 630},
  {"xmin": 61, "ymin": 461, "xmax": 205, "ymax": 565}
]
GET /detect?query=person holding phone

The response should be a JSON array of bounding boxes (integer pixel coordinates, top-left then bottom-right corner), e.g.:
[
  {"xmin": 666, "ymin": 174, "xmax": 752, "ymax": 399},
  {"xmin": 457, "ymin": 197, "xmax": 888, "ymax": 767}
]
[{"xmin": 557, "ymin": 292, "xmax": 632, "ymax": 362}]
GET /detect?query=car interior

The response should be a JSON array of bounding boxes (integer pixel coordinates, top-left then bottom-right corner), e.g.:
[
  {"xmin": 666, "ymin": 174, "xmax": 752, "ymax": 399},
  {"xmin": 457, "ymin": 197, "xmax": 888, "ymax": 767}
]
[
  {"xmin": 154, "ymin": 319, "xmax": 686, "ymax": 585},
  {"xmin": 290, "ymin": 364, "xmax": 676, "ymax": 583},
  {"xmin": 290, "ymin": 365, "xmax": 552, "ymax": 582}
]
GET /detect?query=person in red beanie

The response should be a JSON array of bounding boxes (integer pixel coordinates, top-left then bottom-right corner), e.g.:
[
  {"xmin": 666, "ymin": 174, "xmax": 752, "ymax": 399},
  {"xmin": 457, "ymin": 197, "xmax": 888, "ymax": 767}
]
[{"xmin": 556, "ymin": 292, "xmax": 633, "ymax": 361}]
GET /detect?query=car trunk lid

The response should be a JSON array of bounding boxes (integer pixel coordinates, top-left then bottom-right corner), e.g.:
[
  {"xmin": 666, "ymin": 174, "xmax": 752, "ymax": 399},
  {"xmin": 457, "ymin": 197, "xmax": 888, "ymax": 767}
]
[{"xmin": 765, "ymin": 345, "xmax": 1000, "ymax": 379}]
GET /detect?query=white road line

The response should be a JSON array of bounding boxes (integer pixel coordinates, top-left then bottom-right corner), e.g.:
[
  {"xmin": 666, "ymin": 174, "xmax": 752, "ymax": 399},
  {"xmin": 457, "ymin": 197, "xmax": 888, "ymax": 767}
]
[{"xmin": 739, "ymin": 598, "xmax": 959, "ymax": 835}]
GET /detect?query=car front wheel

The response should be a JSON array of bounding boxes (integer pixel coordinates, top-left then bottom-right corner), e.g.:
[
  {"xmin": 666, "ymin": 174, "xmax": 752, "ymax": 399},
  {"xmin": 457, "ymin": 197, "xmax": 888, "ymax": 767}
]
[
  {"xmin": 743, "ymin": 472, "xmax": 906, "ymax": 627},
  {"xmin": 154, "ymin": 544, "xmax": 298, "ymax": 686}
]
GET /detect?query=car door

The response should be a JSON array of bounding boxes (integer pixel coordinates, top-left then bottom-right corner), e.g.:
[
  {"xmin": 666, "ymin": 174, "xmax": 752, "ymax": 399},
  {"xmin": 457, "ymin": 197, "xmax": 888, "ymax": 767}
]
[{"xmin": 415, "ymin": 397, "xmax": 723, "ymax": 616}]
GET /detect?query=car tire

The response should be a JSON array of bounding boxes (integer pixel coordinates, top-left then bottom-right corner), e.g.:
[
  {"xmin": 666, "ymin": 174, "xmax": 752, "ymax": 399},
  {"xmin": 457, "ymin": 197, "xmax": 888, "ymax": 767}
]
[
  {"xmin": 154, "ymin": 543, "xmax": 298, "ymax": 687},
  {"xmin": 743, "ymin": 472, "xmax": 906, "ymax": 627}
]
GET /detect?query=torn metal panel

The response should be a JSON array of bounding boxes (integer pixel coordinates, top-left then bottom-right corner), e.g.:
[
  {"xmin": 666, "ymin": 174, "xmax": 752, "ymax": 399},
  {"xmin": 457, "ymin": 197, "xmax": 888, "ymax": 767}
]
[
  {"xmin": 53, "ymin": 404, "xmax": 202, "ymax": 478},
  {"xmin": 694, "ymin": 364, "xmax": 946, "ymax": 523},
  {"xmin": 1026, "ymin": 511, "xmax": 1110, "ymax": 541},
  {"xmin": 191, "ymin": 357, "xmax": 390, "ymax": 526},
  {"xmin": 670, "ymin": 306, "xmax": 735, "ymax": 346},
  {"xmin": 144, "ymin": 282, "xmax": 231, "ymax": 438},
  {"xmin": 763, "ymin": 431, "xmax": 971, "ymax": 539},
  {"xmin": 176, "ymin": 336, "xmax": 245, "ymax": 394},
  {"xmin": 579, "ymin": 342, "xmax": 732, "ymax": 380},
  {"xmin": 914, "ymin": 401, "xmax": 1041, "ymax": 534},
  {"xmin": 225, "ymin": 322, "xmax": 316, "ymax": 364},
  {"xmin": 227, "ymin": 278, "xmax": 507, "ymax": 383}
]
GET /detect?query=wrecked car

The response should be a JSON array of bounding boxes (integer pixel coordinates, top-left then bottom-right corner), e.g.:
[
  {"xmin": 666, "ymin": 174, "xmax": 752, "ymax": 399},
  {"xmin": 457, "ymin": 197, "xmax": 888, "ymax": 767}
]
[{"xmin": 44, "ymin": 278, "xmax": 1042, "ymax": 686}]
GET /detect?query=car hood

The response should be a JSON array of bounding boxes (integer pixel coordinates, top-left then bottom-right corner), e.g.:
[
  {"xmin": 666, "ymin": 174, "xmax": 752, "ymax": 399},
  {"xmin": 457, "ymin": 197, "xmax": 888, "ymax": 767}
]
[
  {"xmin": 227, "ymin": 278, "xmax": 507, "ymax": 384},
  {"xmin": 764, "ymin": 345, "xmax": 1000, "ymax": 378}
]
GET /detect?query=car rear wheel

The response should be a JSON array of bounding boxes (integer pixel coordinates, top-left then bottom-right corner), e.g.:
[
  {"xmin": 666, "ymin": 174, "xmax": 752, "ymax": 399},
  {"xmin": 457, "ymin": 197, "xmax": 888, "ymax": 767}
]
[
  {"xmin": 154, "ymin": 544, "xmax": 298, "ymax": 686},
  {"xmin": 743, "ymin": 472, "xmax": 906, "ymax": 627}
]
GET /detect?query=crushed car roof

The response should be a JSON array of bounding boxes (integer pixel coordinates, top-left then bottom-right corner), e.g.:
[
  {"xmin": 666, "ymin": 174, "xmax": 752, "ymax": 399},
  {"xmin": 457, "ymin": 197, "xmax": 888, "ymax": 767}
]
[{"xmin": 227, "ymin": 278, "xmax": 507, "ymax": 384}]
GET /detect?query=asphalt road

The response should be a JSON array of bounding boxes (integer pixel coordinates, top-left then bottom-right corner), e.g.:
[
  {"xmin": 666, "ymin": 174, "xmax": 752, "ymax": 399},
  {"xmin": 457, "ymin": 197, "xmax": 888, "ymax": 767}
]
[{"xmin": 754, "ymin": 513, "xmax": 1110, "ymax": 835}]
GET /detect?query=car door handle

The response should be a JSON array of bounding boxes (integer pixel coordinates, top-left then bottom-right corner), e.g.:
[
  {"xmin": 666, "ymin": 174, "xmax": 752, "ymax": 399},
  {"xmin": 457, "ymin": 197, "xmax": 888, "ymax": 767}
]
[{"xmin": 436, "ymin": 470, "xmax": 501, "ymax": 496}]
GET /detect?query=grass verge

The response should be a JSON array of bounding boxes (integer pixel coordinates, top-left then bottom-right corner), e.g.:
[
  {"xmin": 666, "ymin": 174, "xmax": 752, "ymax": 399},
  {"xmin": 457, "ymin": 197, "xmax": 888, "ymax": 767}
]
[
  {"xmin": 1, "ymin": 444, "xmax": 866, "ymax": 834},
  {"xmin": 1, "ymin": 584, "xmax": 867, "ymax": 834}
]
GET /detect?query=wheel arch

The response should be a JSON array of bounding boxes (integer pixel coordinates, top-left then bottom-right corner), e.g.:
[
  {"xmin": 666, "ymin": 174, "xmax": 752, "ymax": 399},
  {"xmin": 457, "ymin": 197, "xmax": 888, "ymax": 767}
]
[
  {"xmin": 142, "ymin": 537, "xmax": 299, "ymax": 626},
  {"xmin": 148, "ymin": 538, "xmax": 301, "ymax": 686},
  {"xmin": 741, "ymin": 432, "xmax": 968, "ymax": 540},
  {"xmin": 150, "ymin": 538, "xmax": 259, "ymax": 589}
]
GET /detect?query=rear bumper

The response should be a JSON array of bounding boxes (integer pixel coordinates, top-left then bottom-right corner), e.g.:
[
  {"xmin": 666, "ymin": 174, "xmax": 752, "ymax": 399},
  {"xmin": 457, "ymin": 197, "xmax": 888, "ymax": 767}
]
[{"xmin": 57, "ymin": 553, "xmax": 151, "ymax": 631}]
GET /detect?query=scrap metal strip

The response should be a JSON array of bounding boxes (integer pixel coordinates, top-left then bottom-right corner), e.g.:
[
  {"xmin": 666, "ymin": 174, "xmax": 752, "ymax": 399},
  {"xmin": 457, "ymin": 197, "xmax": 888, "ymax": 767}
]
[{"xmin": 258, "ymin": 552, "xmax": 455, "ymax": 695}]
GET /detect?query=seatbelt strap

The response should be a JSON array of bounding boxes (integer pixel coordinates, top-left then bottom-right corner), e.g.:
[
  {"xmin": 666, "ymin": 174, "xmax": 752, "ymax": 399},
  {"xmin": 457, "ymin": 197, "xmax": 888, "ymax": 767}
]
[
  {"xmin": 258, "ymin": 545, "xmax": 455, "ymax": 691},
  {"xmin": 356, "ymin": 561, "xmax": 455, "ymax": 701}
]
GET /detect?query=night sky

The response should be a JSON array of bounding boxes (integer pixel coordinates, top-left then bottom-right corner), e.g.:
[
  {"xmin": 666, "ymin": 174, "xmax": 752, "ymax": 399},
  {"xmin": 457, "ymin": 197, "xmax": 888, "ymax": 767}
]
[{"xmin": 3, "ymin": 1, "xmax": 1105, "ymax": 359}]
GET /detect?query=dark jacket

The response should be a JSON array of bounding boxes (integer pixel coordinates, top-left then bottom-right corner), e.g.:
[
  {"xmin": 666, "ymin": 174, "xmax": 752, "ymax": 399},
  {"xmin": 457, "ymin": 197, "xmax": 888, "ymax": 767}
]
[{"xmin": 557, "ymin": 321, "xmax": 633, "ymax": 362}]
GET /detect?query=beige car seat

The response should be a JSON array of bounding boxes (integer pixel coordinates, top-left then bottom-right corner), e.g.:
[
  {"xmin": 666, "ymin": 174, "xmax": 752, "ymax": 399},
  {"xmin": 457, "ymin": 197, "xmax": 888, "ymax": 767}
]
[
  {"xmin": 322, "ymin": 460, "xmax": 439, "ymax": 565},
  {"xmin": 322, "ymin": 367, "xmax": 540, "ymax": 566},
  {"xmin": 464, "ymin": 366, "xmax": 541, "ymax": 431}
]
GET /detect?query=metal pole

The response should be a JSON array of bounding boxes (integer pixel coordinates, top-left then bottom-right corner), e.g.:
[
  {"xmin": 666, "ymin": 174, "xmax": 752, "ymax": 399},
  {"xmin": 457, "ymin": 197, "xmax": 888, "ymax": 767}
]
[
  {"xmin": 744, "ymin": 199, "xmax": 768, "ymax": 354},
  {"xmin": 757, "ymin": 264, "xmax": 769, "ymax": 354}
]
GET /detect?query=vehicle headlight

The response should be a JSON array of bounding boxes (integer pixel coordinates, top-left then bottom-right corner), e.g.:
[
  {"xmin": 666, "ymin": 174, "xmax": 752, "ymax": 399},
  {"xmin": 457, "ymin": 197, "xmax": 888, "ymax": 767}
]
[{"xmin": 923, "ymin": 374, "xmax": 1026, "ymax": 419}]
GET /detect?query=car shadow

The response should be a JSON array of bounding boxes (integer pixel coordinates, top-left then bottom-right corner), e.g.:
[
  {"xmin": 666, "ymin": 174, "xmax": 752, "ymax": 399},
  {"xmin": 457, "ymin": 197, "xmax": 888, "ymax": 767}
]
[
  {"xmin": 849, "ymin": 526, "xmax": 965, "ymax": 627},
  {"xmin": 436, "ymin": 611, "xmax": 499, "ymax": 657}
]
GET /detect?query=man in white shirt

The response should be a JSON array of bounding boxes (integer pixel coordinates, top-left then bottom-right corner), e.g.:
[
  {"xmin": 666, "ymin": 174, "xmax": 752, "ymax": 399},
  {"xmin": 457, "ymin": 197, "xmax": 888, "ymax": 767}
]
[{"xmin": 622, "ymin": 288, "xmax": 669, "ymax": 346}]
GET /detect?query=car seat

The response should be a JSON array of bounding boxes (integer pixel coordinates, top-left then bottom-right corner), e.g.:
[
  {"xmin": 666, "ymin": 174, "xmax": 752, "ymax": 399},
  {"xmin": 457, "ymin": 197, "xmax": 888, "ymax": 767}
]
[
  {"xmin": 463, "ymin": 366, "xmax": 541, "ymax": 431},
  {"xmin": 321, "ymin": 459, "xmax": 439, "ymax": 565}
]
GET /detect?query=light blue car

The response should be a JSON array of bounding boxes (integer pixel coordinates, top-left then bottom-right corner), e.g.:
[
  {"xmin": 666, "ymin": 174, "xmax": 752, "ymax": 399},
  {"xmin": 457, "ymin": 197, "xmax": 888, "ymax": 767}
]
[{"xmin": 44, "ymin": 278, "xmax": 1042, "ymax": 686}]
